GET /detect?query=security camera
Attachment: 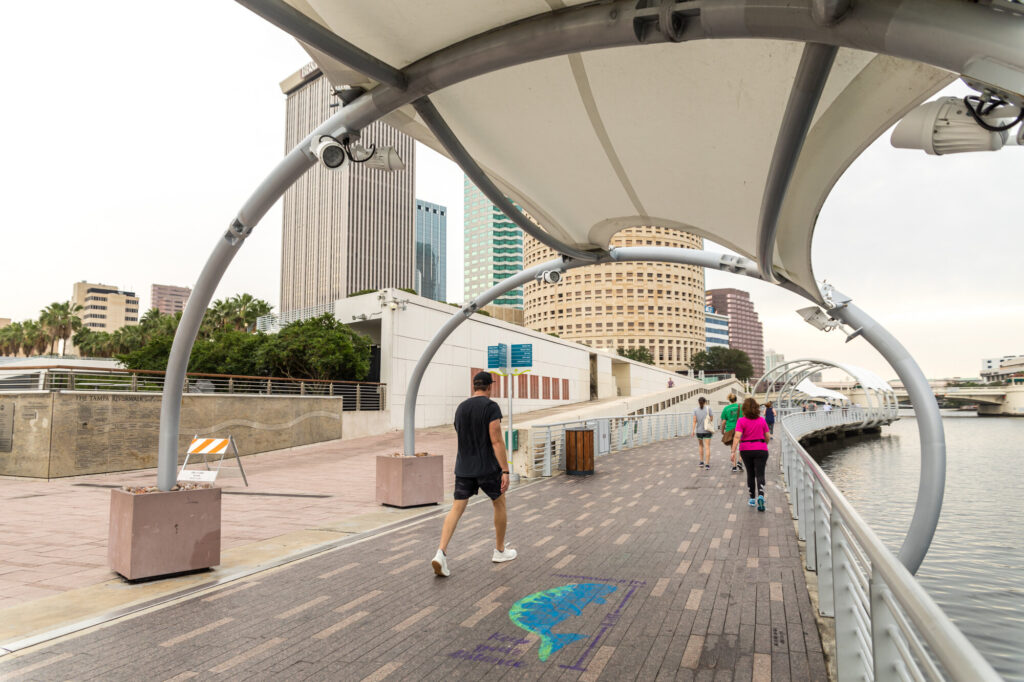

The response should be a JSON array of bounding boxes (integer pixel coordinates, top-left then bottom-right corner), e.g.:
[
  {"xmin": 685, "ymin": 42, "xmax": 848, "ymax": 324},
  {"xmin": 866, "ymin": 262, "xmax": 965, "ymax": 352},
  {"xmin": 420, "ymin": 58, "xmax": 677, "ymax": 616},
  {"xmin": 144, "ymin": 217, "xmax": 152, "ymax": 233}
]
[
  {"xmin": 890, "ymin": 96, "xmax": 1011, "ymax": 155},
  {"xmin": 351, "ymin": 145, "xmax": 405, "ymax": 172},
  {"xmin": 796, "ymin": 306, "xmax": 836, "ymax": 332},
  {"xmin": 314, "ymin": 137, "xmax": 346, "ymax": 169},
  {"xmin": 540, "ymin": 270, "xmax": 562, "ymax": 284}
]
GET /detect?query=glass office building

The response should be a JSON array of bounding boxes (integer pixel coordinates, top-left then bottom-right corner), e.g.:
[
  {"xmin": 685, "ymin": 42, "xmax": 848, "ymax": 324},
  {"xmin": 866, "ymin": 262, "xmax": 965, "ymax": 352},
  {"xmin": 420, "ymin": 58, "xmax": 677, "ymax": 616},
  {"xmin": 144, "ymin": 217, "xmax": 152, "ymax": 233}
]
[
  {"xmin": 463, "ymin": 176, "xmax": 524, "ymax": 308},
  {"xmin": 415, "ymin": 200, "xmax": 447, "ymax": 302}
]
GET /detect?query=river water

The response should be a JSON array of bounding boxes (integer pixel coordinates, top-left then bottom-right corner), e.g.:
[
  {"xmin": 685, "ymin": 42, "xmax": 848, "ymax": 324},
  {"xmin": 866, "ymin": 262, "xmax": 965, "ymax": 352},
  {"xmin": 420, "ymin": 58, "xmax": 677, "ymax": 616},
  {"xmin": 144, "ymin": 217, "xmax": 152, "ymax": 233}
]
[{"xmin": 809, "ymin": 410, "xmax": 1023, "ymax": 680}]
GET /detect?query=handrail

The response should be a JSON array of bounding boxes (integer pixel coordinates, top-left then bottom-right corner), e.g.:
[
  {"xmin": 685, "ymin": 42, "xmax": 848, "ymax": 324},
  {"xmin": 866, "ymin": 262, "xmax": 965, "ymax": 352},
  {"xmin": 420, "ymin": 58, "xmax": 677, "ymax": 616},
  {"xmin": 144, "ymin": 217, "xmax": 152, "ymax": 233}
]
[
  {"xmin": 778, "ymin": 410, "xmax": 1000, "ymax": 680},
  {"xmin": 0, "ymin": 365, "xmax": 383, "ymax": 386}
]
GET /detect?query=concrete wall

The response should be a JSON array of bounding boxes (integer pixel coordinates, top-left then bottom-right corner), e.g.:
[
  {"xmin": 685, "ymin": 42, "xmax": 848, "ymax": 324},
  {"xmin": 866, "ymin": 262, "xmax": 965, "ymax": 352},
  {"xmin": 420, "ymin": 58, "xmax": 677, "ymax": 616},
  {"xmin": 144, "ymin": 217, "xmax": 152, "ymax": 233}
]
[{"xmin": 0, "ymin": 391, "xmax": 374, "ymax": 478}]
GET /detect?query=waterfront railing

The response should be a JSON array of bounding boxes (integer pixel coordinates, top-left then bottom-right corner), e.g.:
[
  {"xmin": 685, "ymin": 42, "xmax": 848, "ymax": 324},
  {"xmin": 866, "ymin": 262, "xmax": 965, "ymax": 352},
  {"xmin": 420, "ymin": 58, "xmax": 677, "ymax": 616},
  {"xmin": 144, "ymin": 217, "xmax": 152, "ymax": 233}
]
[
  {"xmin": 0, "ymin": 365, "xmax": 385, "ymax": 411},
  {"xmin": 779, "ymin": 410, "xmax": 1000, "ymax": 681}
]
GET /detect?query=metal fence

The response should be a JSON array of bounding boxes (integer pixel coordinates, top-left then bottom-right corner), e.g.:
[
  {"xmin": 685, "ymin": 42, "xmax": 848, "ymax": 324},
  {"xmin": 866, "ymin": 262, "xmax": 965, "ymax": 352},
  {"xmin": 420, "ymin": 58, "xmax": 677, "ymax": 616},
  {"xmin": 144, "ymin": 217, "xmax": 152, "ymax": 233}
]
[
  {"xmin": 779, "ymin": 410, "xmax": 1000, "ymax": 680},
  {"xmin": 0, "ymin": 366, "xmax": 385, "ymax": 411}
]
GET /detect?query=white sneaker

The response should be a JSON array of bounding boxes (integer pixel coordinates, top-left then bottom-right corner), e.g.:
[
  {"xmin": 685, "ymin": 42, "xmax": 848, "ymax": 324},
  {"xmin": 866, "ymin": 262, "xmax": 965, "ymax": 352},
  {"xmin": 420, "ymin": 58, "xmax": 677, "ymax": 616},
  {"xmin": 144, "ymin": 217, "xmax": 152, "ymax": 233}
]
[
  {"xmin": 431, "ymin": 549, "xmax": 450, "ymax": 577},
  {"xmin": 492, "ymin": 547, "xmax": 518, "ymax": 563}
]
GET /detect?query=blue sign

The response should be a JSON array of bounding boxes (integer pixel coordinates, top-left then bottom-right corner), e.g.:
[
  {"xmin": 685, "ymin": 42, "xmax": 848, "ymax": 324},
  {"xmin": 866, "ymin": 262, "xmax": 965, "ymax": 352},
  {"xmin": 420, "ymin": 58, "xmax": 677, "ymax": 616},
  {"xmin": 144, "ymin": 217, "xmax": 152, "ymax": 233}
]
[
  {"xmin": 511, "ymin": 343, "xmax": 533, "ymax": 368},
  {"xmin": 487, "ymin": 343, "xmax": 508, "ymax": 369}
]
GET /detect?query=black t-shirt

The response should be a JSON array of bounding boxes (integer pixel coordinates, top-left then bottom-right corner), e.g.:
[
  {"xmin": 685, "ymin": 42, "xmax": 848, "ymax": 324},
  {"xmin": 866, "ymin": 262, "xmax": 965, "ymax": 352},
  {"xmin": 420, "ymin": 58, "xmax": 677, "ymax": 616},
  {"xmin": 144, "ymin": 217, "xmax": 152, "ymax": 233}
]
[{"xmin": 453, "ymin": 395, "xmax": 503, "ymax": 477}]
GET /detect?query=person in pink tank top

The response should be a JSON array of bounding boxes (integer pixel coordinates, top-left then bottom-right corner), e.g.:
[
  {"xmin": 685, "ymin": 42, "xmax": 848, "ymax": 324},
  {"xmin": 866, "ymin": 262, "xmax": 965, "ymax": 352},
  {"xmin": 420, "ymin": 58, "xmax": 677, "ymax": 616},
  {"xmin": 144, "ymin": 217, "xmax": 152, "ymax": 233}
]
[{"xmin": 731, "ymin": 398, "xmax": 771, "ymax": 512}]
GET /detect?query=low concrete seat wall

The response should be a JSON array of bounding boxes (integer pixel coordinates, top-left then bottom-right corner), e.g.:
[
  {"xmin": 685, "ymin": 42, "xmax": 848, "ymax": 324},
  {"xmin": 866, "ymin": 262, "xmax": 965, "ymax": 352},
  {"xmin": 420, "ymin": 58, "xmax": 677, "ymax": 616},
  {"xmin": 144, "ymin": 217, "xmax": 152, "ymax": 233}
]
[{"xmin": 0, "ymin": 391, "xmax": 379, "ymax": 478}]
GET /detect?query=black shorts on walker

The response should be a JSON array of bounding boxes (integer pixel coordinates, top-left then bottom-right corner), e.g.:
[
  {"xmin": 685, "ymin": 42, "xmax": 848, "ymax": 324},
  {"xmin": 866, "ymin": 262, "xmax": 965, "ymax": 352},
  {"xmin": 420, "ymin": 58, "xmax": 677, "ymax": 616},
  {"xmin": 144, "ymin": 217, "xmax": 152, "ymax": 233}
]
[{"xmin": 454, "ymin": 473, "xmax": 503, "ymax": 500}]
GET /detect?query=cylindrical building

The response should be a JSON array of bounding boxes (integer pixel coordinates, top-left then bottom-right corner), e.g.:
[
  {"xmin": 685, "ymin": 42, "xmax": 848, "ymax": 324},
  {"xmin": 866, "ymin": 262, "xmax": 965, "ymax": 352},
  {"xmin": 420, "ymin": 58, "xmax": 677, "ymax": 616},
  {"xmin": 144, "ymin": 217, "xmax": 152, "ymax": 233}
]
[{"xmin": 523, "ymin": 227, "xmax": 706, "ymax": 372}]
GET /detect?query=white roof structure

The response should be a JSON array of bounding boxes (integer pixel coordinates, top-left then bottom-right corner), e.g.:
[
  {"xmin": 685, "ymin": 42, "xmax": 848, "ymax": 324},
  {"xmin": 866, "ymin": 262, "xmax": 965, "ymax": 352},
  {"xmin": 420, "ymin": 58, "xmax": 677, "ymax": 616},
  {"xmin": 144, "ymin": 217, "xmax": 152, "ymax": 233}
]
[
  {"xmin": 246, "ymin": 0, "xmax": 1024, "ymax": 301},
  {"xmin": 795, "ymin": 378, "xmax": 850, "ymax": 403}
]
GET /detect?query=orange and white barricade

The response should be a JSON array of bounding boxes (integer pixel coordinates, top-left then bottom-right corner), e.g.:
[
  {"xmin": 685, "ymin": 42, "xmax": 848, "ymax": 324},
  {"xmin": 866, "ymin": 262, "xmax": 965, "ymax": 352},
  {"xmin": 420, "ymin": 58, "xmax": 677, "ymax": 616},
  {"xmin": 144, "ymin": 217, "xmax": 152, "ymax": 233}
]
[{"xmin": 178, "ymin": 435, "xmax": 248, "ymax": 486}]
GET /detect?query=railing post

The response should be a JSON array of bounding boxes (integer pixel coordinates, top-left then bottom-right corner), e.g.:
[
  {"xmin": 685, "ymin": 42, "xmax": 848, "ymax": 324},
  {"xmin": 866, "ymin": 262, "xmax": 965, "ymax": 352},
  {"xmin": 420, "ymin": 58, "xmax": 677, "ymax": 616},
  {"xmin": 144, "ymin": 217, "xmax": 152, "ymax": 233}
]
[
  {"xmin": 131, "ymin": 373, "xmax": 138, "ymax": 392},
  {"xmin": 266, "ymin": 378, "xmax": 272, "ymax": 394},
  {"xmin": 804, "ymin": 473, "xmax": 816, "ymax": 571},
  {"xmin": 329, "ymin": 382, "xmax": 334, "ymax": 396},
  {"xmin": 870, "ymin": 572, "xmax": 899, "ymax": 681},
  {"xmin": 357, "ymin": 384, "xmax": 363, "ymax": 410},
  {"xmin": 228, "ymin": 377, "xmax": 234, "ymax": 394},
  {"xmin": 816, "ymin": 495, "xmax": 835, "ymax": 617},
  {"xmin": 543, "ymin": 427, "xmax": 552, "ymax": 477},
  {"xmin": 796, "ymin": 458, "xmax": 806, "ymax": 537},
  {"xmin": 831, "ymin": 515, "xmax": 862, "ymax": 682},
  {"xmin": 67, "ymin": 372, "xmax": 75, "ymax": 391}
]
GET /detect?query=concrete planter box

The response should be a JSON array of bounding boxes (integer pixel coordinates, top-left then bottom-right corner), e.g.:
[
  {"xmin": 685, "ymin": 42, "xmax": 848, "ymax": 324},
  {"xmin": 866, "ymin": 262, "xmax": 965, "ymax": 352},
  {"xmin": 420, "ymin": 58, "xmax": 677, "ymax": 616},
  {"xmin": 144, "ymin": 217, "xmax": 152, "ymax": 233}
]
[
  {"xmin": 376, "ymin": 454, "xmax": 444, "ymax": 508},
  {"xmin": 108, "ymin": 487, "xmax": 221, "ymax": 581}
]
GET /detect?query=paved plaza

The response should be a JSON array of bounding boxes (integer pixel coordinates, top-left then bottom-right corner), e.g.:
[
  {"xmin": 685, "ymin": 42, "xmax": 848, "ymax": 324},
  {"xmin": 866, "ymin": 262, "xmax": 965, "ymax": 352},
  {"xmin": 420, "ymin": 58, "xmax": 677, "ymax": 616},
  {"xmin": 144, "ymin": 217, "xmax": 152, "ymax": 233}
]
[{"xmin": 0, "ymin": 437, "xmax": 827, "ymax": 681}]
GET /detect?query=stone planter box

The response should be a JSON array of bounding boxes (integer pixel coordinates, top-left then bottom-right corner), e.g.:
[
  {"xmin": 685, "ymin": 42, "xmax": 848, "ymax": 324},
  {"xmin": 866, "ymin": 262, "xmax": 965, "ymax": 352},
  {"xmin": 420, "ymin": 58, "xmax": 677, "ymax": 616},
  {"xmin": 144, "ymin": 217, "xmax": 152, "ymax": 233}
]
[
  {"xmin": 376, "ymin": 454, "xmax": 444, "ymax": 508},
  {"xmin": 108, "ymin": 487, "xmax": 221, "ymax": 581}
]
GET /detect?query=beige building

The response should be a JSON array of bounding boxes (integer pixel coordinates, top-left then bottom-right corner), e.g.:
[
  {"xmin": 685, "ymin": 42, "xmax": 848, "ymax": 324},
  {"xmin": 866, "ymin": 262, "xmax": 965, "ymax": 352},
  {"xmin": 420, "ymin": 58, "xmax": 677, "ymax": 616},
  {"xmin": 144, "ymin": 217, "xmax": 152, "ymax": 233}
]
[
  {"xmin": 151, "ymin": 284, "xmax": 191, "ymax": 316},
  {"xmin": 279, "ymin": 63, "xmax": 416, "ymax": 314},
  {"xmin": 72, "ymin": 282, "xmax": 139, "ymax": 332},
  {"xmin": 523, "ymin": 226, "xmax": 706, "ymax": 372},
  {"xmin": 0, "ymin": 318, "xmax": 10, "ymax": 329}
]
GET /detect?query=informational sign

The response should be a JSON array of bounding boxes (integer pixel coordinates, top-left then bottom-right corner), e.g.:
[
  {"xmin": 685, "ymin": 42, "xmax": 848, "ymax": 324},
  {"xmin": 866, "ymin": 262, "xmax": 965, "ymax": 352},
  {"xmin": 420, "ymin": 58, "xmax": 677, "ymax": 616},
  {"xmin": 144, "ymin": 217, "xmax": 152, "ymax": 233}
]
[
  {"xmin": 511, "ymin": 344, "xmax": 533, "ymax": 368},
  {"xmin": 0, "ymin": 402, "xmax": 13, "ymax": 453},
  {"xmin": 178, "ymin": 469, "xmax": 218, "ymax": 483},
  {"xmin": 487, "ymin": 343, "xmax": 509, "ymax": 370}
]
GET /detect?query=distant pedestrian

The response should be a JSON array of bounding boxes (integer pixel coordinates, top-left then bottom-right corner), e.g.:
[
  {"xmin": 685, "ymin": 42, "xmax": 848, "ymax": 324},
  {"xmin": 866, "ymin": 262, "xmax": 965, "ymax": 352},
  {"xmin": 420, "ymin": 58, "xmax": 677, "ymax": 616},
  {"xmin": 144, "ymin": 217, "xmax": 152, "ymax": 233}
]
[
  {"xmin": 732, "ymin": 397, "xmax": 771, "ymax": 512},
  {"xmin": 720, "ymin": 394, "xmax": 742, "ymax": 472},
  {"xmin": 692, "ymin": 397, "xmax": 714, "ymax": 470},
  {"xmin": 764, "ymin": 401, "xmax": 775, "ymax": 435},
  {"xmin": 432, "ymin": 371, "xmax": 517, "ymax": 577},
  {"xmin": 668, "ymin": 378, "xmax": 675, "ymax": 388}
]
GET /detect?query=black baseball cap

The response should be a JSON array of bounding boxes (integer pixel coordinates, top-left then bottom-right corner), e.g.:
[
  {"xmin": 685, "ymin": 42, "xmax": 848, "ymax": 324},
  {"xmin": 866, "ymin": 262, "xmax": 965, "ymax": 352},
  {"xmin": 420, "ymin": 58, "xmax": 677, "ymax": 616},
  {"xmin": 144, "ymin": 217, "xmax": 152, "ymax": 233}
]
[{"xmin": 473, "ymin": 371, "xmax": 494, "ymax": 385}]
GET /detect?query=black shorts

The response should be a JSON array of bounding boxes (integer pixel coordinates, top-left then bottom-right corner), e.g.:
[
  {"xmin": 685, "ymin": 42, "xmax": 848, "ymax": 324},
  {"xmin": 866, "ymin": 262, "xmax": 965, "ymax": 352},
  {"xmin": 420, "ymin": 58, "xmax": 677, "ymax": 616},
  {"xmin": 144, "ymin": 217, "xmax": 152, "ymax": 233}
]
[
  {"xmin": 696, "ymin": 433, "xmax": 712, "ymax": 440},
  {"xmin": 454, "ymin": 473, "xmax": 504, "ymax": 501}
]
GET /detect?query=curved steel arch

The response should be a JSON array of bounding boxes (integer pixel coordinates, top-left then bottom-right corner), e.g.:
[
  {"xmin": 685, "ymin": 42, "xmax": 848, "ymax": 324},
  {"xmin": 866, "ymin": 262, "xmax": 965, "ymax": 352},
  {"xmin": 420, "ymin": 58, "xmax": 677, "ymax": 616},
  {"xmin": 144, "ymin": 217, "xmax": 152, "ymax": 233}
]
[{"xmin": 400, "ymin": 248, "xmax": 940, "ymax": 573}]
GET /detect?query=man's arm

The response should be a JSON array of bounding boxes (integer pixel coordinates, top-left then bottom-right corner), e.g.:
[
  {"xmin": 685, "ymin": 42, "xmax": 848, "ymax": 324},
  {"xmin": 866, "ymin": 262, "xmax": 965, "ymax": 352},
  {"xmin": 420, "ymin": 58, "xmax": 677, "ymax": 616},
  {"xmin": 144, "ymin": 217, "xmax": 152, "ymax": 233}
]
[{"xmin": 489, "ymin": 419, "xmax": 510, "ymax": 493}]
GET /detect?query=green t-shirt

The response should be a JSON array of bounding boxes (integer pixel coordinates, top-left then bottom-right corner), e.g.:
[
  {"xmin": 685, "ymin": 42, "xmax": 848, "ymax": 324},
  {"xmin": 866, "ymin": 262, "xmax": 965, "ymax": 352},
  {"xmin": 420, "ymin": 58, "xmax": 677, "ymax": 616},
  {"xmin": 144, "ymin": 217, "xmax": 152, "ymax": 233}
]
[{"xmin": 720, "ymin": 403, "xmax": 740, "ymax": 431}]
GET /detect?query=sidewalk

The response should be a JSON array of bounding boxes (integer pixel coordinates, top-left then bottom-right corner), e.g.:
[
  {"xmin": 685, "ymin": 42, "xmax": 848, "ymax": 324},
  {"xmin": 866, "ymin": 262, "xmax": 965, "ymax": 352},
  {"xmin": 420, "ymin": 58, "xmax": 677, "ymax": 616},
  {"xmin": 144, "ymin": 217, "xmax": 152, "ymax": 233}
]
[
  {"xmin": 0, "ymin": 438, "xmax": 827, "ymax": 681},
  {"xmin": 0, "ymin": 425, "xmax": 460, "ymax": 612}
]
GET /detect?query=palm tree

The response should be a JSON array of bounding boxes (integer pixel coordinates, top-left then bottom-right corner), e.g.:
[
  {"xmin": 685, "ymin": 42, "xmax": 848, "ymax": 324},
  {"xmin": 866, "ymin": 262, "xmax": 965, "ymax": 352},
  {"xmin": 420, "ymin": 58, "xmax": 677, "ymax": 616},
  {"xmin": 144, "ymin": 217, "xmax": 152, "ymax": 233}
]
[
  {"xmin": 0, "ymin": 322, "xmax": 24, "ymax": 356},
  {"xmin": 231, "ymin": 293, "xmax": 272, "ymax": 333},
  {"xmin": 140, "ymin": 308, "xmax": 163, "ymax": 330},
  {"xmin": 41, "ymin": 301, "xmax": 84, "ymax": 357},
  {"xmin": 21, "ymin": 321, "xmax": 46, "ymax": 357}
]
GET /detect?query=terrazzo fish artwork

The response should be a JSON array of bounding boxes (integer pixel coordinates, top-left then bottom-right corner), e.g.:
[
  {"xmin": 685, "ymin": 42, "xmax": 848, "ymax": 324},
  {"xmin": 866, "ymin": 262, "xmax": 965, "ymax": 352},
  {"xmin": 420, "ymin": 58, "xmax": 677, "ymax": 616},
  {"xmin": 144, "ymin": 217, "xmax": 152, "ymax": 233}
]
[{"xmin": 509, "ymin": 583, "xmax": 617, "ymax": 661}]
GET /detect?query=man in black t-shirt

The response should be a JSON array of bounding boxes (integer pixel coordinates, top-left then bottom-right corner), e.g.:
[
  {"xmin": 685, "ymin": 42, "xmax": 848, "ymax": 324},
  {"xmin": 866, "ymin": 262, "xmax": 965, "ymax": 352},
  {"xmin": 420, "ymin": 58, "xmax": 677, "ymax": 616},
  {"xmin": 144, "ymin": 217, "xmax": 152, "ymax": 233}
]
[{"xmin": 431, "ymin": 371, "xmax": 518, "ymax": 577}]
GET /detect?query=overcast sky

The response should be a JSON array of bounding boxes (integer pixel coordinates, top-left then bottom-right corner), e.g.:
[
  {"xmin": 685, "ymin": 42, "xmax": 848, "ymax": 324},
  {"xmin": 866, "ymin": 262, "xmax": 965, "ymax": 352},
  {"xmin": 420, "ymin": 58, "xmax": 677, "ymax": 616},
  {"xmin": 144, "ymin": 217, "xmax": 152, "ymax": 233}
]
[{"xmin": 2, "ymin": 2, "xmax": 1020, "ymax": 380}]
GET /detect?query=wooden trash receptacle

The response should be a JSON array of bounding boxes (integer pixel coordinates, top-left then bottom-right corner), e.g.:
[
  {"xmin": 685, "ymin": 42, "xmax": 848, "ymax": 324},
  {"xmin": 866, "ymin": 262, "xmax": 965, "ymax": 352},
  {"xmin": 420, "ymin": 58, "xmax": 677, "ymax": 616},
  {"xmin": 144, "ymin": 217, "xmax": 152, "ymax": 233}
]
[{"xmin": 566, "ymin": 427, "xmax": 595, "ymax": 476}]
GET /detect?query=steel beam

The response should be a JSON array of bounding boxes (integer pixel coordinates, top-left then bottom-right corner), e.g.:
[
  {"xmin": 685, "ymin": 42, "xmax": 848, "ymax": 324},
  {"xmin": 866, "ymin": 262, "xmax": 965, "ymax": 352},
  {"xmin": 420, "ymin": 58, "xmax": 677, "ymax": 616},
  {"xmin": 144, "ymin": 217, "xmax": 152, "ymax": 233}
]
[
  {"xmin": 756, "ymin": 42, "xmax": 837, "ymax": 281},
  {"xmin": 234, "ymin": 0, "xmax": 407, "ymax": 90},
  {"xmin": 412, "ymin": 97, "xmax": 598, "ymax": 262}
]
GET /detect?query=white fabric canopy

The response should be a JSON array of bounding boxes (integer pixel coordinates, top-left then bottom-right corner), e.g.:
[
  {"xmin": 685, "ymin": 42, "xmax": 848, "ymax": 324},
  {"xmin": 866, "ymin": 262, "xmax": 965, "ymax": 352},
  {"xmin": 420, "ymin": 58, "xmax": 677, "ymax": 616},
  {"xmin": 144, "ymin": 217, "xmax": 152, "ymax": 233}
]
[
  {"xmin": 285, "ymin": 0, "xmax": 955, "ymax": 298},
  {"xmin": 795, "ymin": 378, "xmax": 850, "ymax": 403}
]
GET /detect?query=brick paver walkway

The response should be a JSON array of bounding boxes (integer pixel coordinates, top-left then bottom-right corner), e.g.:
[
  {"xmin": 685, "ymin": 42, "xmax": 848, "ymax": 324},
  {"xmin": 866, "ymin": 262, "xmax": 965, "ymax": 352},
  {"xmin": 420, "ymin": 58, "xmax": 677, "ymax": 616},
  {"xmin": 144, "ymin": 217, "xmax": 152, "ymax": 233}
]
[{"xmin": 0, "ymin": 438, "xmax": 826, "ymax": 681}]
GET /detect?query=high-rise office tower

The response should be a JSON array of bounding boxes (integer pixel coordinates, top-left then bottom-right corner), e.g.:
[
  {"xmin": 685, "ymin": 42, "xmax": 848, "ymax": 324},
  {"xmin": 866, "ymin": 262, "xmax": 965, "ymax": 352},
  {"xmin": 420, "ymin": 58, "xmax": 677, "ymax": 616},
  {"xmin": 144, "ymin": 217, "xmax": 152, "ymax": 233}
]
[
  {"xmin": 463, "ymin": 177, "xmax": 523, "ymax": 308},
  {"xmin": 524, "ymin": 227, "xmax": 707, "ymax": 372},
  {"xmin": 705, "ymin": 288, "xmax": 765, "ymax": 378},
  {"xmin": 73, "ymin": 282, "xmax": 139, "ymax": 332},
  {"xmin": 414, "ymin": 200, "xmax": 447, "ymax": 302},
  {"xmin": 764, "ymin": 349, "xmax": 785, "ymax": 373},
  {"xmin": 279, "ymin": 63, "xmax": 415, "ymax": 314},
  {"xmin": 151, "ymin": 284, "xmax": 191, "ymax": 316}
]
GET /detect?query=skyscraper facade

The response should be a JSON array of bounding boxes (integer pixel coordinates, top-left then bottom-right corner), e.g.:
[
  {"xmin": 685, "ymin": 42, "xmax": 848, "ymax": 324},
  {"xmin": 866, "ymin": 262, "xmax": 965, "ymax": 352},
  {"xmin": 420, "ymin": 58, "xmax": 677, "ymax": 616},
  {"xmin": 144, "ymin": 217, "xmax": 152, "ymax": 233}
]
[
  {"xmin": 523, "ymin": 226, "xmax": 706, "ymax": 372},
  {"xmin": 463, "ymin": 177, "xmax": 524, "ymax": 308},
  {"xmin": 705, "ymin": 288, "xmax": 765, "ymax": 378},
  {"xmin": 151, "ymin": 284, "xmax": 191, "ymax": 316},
  {"xmin": 705, "ymin": 305, "xmax": 730, "ymax": 349},
  {"xmin": 72, "ymin": 282, "xmax": 139, "ymax": 332},
  {"xmin": 414, "ymin": 200, "xmax": 447, "ymax": 302},
  {"xmin": 279, "ymin": 63, "xmax": 416, "ymax": 314}
]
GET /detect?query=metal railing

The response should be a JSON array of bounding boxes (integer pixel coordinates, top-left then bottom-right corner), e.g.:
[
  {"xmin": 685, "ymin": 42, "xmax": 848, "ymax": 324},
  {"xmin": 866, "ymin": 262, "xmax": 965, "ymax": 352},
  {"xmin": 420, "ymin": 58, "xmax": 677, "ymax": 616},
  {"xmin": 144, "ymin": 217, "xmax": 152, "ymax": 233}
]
[
  {"xmin": 530, "ymin": 412, "xmax": 687, "ymax": 476},
  {"xmin": 0, "ymin": 366, "xmax": 385, "ymax": 411},
  {"xmin": 779, "ymin": 410, "xmax": 1000, "ymax": 680}
]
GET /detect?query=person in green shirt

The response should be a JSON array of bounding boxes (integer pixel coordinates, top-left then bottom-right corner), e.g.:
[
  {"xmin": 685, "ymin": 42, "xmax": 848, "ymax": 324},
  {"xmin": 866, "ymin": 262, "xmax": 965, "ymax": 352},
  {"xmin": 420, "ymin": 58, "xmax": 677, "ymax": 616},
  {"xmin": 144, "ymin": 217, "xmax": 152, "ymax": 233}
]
[{"xmin": 719, "ymin": 394, "xmax": 743, "ymax": 472}]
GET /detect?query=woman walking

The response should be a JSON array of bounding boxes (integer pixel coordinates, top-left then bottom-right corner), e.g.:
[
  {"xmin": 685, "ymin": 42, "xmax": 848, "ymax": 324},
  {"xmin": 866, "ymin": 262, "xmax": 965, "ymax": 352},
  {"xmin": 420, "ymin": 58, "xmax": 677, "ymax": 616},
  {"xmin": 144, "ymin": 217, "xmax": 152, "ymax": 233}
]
[
  {"xmin": 692, "ymin": 397, "xmax": 714, "ymax": 470},
  {"xmin": 732, "ymin": 398, "xmax": 771, "ymax": 512},
  {"xmin": 764, "ymin": 401, "xmax": 775, "ymax": 435}
]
